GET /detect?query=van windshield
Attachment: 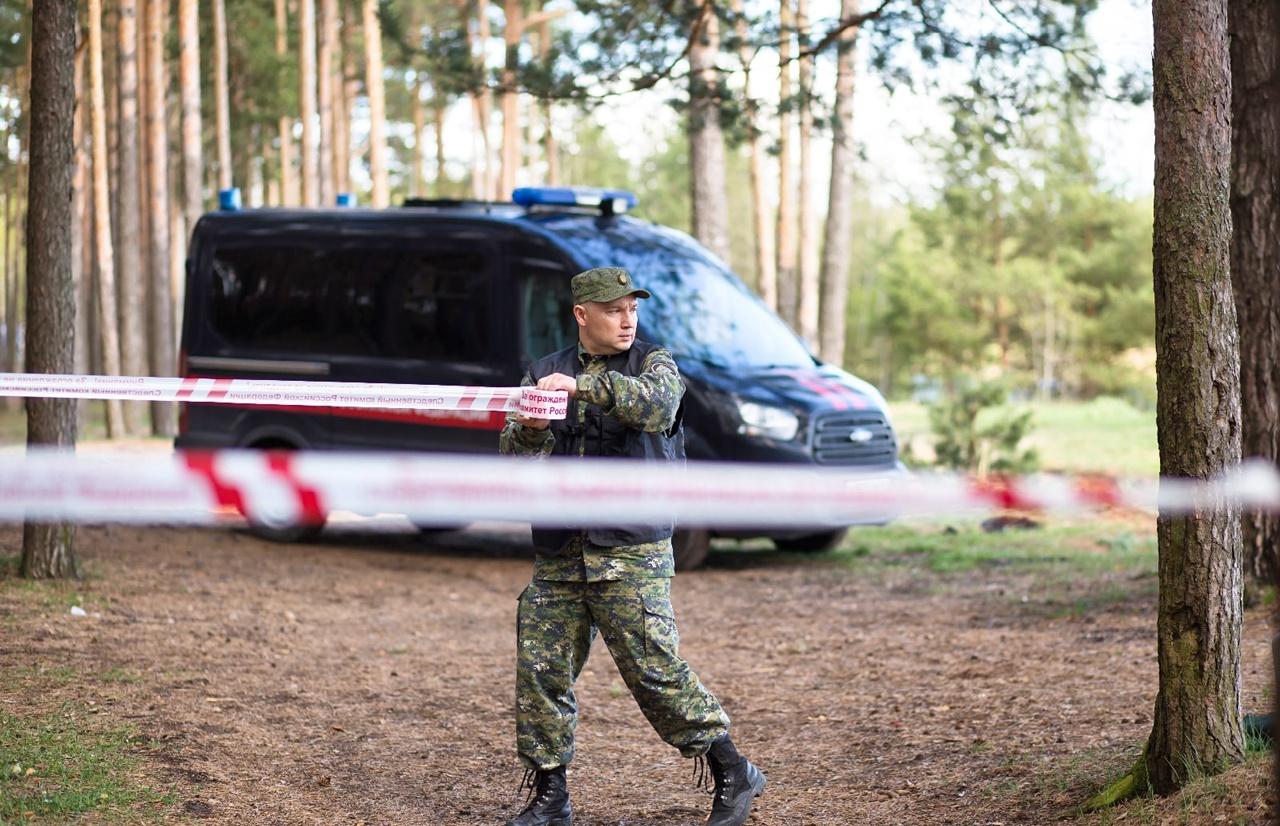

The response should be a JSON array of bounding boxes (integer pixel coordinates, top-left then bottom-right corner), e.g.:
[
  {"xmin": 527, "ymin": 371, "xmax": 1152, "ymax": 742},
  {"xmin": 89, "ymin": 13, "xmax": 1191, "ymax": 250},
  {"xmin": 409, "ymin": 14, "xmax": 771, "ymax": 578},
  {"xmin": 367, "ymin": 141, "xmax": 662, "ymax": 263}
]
[{"xmin": 551, "ymin": 222, "xmax": 815, "ymax": 369}]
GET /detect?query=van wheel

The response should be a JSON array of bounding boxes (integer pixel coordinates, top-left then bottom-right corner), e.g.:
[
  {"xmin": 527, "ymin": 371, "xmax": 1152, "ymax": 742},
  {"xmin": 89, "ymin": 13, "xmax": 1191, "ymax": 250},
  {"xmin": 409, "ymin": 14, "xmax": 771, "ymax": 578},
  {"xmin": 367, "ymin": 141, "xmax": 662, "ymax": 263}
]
[
  {"xmin": 244, "ymin": 440, "xmax": 326, "ymax": 543},
  {"xmin": 673, "ymin": 529, "xmax": 711, "ymax": 571},
  {"xmin": 247, "ymin": 513, "xmax": 325, "ymax": 544},
  {"xmin": 416, "ymin": 524, "xmax": 467, "ymax": 536},
  {"xmin": 772, "ymin": 529, "xmax": 847, "ymax": 553}
]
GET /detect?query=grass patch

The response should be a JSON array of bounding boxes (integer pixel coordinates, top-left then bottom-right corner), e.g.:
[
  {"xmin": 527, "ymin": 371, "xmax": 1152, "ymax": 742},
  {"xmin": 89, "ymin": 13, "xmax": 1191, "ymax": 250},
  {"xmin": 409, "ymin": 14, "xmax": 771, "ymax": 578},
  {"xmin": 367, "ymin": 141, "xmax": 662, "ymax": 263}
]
[
  {"xmin": 98, "ymin": 668, "xmax": 142, "ymax": 685},
  {"xmin": 889, "ymin": 396, "xmax": 1158, "ymax": 477},
  {"xmin": 0, "ymin": 705, "xmax": 172, "ymax": 823}
]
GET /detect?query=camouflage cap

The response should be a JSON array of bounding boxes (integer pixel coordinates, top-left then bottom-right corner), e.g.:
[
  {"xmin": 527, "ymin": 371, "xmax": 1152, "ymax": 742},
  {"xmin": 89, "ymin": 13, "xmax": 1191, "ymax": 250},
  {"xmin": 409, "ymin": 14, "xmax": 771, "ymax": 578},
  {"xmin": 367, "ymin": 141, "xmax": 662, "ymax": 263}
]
[{"xmin": 571, "ymin": 267, "xmax": 652, "ymax": 304}]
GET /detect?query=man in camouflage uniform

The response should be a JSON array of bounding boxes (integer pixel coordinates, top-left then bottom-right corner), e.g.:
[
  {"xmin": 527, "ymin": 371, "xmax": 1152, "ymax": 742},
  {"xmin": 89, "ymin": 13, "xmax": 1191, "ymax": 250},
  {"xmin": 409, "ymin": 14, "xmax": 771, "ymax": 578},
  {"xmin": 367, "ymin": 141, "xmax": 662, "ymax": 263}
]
[{"xmin": 498, "ymin": 268, "xmax": 766, "ymax": 826}]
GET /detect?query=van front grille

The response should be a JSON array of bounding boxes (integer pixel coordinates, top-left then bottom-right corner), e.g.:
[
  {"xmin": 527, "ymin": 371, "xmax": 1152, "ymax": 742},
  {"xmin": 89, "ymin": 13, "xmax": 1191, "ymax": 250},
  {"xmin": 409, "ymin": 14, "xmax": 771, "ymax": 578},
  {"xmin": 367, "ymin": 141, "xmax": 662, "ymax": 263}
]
[{"xmin": 812, "ymin": 411, "xmax": 897, "ymax": 466}]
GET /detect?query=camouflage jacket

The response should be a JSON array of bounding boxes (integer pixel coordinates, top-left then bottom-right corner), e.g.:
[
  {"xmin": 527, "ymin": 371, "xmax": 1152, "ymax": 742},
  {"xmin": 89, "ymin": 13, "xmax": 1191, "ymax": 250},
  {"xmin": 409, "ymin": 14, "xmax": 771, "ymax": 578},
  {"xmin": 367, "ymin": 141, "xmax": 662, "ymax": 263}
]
[{"xmin": 499, "ymin": 341, "xmax": 683, "ymax": 581}]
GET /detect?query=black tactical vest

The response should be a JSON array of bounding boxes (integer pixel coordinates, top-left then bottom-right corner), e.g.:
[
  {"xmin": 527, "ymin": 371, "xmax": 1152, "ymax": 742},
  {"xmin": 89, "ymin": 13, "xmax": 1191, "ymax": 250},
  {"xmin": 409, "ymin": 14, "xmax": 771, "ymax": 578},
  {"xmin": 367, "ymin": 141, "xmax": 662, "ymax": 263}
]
[{"xmin": 527, "ymin": 339, "xmax": 684, "ymax": 554}]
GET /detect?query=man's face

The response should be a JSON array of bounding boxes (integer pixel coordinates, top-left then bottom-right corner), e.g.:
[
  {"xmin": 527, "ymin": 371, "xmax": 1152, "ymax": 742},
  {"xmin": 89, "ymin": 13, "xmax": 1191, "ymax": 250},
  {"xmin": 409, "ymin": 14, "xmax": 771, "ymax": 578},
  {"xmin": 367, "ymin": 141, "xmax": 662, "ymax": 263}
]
[{"xmin": 574, "ymin": 295, "xmax": 639, "ymax": 355}]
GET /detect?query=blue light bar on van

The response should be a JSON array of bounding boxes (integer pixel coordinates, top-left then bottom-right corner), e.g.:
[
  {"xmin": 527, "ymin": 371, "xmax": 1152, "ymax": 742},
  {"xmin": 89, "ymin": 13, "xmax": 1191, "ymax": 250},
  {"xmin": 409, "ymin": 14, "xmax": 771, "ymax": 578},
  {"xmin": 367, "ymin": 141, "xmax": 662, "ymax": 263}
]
[
  {"xmin": 512, "ymin": 187, "xmax": 638, "ymax": 214},
  {"xmin": 218, "ymin": 188, "xmax": 242, "ymax": 211}
]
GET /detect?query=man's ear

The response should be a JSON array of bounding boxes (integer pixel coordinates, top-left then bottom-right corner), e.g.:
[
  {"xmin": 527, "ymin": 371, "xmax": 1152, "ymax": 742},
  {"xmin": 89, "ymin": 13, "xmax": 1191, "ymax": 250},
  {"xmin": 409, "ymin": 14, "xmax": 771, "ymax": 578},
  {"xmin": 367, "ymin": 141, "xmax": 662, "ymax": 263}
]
[{"xmin": 573, "ymin": 304, "xmax": 587, "ymax": 327}]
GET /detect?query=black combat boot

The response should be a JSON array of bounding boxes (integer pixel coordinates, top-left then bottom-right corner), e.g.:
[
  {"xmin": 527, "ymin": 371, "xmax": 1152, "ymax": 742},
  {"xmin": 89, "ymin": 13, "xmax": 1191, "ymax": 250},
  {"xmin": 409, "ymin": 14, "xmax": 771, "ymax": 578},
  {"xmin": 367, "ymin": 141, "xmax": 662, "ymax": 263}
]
[
  {"xmin": 699, "ymin": 734, "xmax": 766, "ymax": 826},
  {"xmin": 506, "ymin": 765, "xmax": 572, "ymax": 826}
]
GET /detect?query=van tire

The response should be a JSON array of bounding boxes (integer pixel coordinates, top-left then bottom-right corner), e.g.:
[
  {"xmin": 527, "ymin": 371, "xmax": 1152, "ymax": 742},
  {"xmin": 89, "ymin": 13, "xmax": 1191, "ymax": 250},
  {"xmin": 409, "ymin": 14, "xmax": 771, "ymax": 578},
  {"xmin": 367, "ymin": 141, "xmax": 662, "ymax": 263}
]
[
  {"xmin": 243, "ymin": 440, "xmax": 326, "ymax": 544},
  {"xmin": 673, "ymin": 529, "xmax": 711, "ymax": 571},
  {"xmin": 772, "ymin": 529, "xmax": 847, "ymax": 553}
]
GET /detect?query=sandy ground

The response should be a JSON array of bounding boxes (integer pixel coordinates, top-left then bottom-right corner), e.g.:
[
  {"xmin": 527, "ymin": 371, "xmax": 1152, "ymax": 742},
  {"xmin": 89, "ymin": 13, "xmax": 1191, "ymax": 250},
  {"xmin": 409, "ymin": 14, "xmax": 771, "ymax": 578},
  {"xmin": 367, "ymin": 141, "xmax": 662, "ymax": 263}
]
[{"xmin": 0, "ymin": 519, "xmax": 1273, "ymax": 825}]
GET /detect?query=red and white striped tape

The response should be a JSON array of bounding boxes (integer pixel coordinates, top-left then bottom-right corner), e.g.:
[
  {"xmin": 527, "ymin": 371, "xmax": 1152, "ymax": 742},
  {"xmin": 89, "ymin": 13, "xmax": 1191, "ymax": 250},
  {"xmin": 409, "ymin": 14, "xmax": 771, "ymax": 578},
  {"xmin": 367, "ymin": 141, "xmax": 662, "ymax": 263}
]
[
  {"xmin": 1, "ymin": 449, "xmax": 1277, "ymax": 528},
  {"xmin": 0, "ymin": 372, "xmax": 570, "ymax": 420}
]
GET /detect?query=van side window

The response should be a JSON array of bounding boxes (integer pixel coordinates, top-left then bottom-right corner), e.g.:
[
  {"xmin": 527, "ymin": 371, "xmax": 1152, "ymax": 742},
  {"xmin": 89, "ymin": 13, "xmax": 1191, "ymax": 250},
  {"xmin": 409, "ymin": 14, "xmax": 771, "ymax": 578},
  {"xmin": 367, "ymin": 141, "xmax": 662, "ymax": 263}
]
[
  {"xmin": 209, "ymin": 242, "xmax": 493, "ymax": 361},
  {"xmin": 514, "ymin": 244, "xmax": 574, "ymax": 360}
]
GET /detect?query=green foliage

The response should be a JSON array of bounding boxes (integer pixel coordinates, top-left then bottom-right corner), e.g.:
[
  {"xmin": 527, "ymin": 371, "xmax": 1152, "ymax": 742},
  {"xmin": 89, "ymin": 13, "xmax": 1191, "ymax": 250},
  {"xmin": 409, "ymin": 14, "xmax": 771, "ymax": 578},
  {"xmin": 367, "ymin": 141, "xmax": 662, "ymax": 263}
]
[
  {"xmin": 847, "ymin": 101, "xmax": 1154, "ymax": 401},
  {"xmin": 929, "ymin": 380, "xmax": 1038, "ymax": 474}
]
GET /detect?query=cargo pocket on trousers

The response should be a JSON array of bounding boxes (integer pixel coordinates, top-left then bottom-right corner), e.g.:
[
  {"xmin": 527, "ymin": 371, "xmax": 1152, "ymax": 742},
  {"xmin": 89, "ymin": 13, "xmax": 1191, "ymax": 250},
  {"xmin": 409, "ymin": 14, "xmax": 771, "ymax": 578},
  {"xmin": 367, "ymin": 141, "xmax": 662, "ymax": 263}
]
[{"xmin": 641, "ymin": 591, "xmax": 680, "ymax": 662}]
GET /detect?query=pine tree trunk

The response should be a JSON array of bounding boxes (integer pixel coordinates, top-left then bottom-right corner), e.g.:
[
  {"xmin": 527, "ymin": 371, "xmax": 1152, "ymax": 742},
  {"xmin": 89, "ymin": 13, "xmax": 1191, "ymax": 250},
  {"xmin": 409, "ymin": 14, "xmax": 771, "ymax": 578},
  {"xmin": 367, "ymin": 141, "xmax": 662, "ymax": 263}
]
[
  {"xmin": 275, "ymin": 0, "xmax": 297, "ymax": 203},
  {"xmin": 538, "ymin": 14, "xmax": 558, "ymax": 186},
  {"xmin": 3, "ymin": 176, "xmax": 16, "ymax": 386},
  {"xmin": 731, "ymin": 0, "xmax": 774, "ymax": 304},
  {"xmin": 318, "ymin": 0, "xmax": 337, "ymax": 205},
  {"xmin": 499, "ymin": 0, "xmax": 523, "ymax": 198},
  {"xmin": 795, "ymin": 0, "xmax": 818, "ymax": 344},
  {"xmin": 819, "ymin": 0, "xmax": 858, "ymax": 366},
  {"xmin": 775, "ymin": 0, "xmax": 796, "ymax": 322},
  {"xmin": 213, "ymin": 0, "xmax": 232, "ymax": 190},
  {"xmin": 362, "ymin": 0, "xmax": 388, "ymax": 207},
  {"xmin": 687, "ymin": 1, "xmax": 731, "ymax": 264},
  {"xmin": 434, "ymin": 99, "xmax": 446, "ymax": 195},
  {"xmin": 1228, "ymin": 0, "xmax": 1280, "ymax": 588},
  {"xmin": 299, "ymin": 0, "xmax": 319, "ymax": 205},
  {"xmin": 411, "ymin": 78, "xmax": 425, "ymax": 197},
  {"xmin": 1145, "ymin": 0, "xmax": 1244, "ymax": 795},
  {"xmin": 116, "ymin": 0, "xmax": 147, "ymax": 434},
  {"xmin": 89, "ymin": 0, "xmax": 126, "ymax": 437},
  {"xmin": 73, "ymin": 42, "xmax": 89, "ymax": 387},
  {"xmin": 145, "ymin": 0, "xmax": 175, "ymax": 434},
  {"xmin": 179, "ymin": 0, "xmax": 203, "ymax": 228},
  {"xmin": 22, "ymin": 0, "xmax": 79, "ymax": 579},
  {"xmin": 471, "ymin": 0, "xmax": 494, "ymax": 200},
  {"xmin": 338, "ymin": 0, "xmax": 358, "ymax": 197}
]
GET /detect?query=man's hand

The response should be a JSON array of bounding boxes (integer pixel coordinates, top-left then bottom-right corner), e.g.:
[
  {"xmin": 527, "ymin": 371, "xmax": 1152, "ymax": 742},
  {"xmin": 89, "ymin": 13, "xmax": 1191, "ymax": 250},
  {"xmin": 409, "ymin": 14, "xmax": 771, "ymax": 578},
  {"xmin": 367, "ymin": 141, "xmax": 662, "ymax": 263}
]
[
  {"xmin": 536, "ymin": 372, "xmax": 578, "ymax": 397},
  {"xmin": 515, "ymin": 413, "xmax": 550, "ymax": 431}
]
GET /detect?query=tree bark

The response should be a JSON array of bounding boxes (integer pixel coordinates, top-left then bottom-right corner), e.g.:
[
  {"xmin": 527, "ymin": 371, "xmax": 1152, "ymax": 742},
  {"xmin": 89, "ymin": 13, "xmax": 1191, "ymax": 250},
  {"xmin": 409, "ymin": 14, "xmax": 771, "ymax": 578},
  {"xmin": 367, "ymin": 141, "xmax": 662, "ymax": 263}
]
[
  {"xmin": 1228, "ymin": 0, "xmax": 1280, "ymax": 588},
  {"xmin": 1145, "ymin": 0, "xmax": 1244, "ymax": 795},
  {"xmin": 22, "ymin": 0, "xmax": 79, "ymax": 579},
  {"xmin": 274, "ymin": 0, "xmax": 297, "ymax": 204},
  {"xmin": 299, "ymin": 0, "xmax": 319, "ymax": 205},
  {"xmin": 362, "ymin": 0, "xmax": 388, "ymax": 207},
  {"xmin": 499, "ymin": 0, "xmax": 523, "ymax": 197},
  {"xmin": 538, "ymin": 14, "xmax": 558, "ymax": 186},
  {"xmin": 434, "ymin": 99, "xmax": 446, "ymax": 195},
  {"xmin": 213, "ymin": 0, "xmax": 232, "ymax": 191},
  {"xmin": 89, "ymin": 0, "xmax": 125, "ymax": 437},
  {"xmin": 411, "ymin": 77, "xmax": 425, "ymax": 197},
  {"xmin": 73, "ymin": 40, "xmax": 89, "ymax": 385},
  {"xmin": 731, "ymin": 0, "xmax": 774, "ymax": 304},
  {"xmin": 179, "ymin": 0, "xmax": 203, "ymax": 228},
  {"xmin": 144, "ymin": 0, "xmax": 175, "ymax": 434},
  {"xmin": 775, "ymin": 0, "xmax": 796, "ymax": 321},
  {"xmin": 318, "ymin": 0, "xmax": 337, "ymax": 205},
  {"xmin": 795, "ymin": 0, "xmax": 818, "ymax": 344},
  {"xmin": 687, "ymin": 1, "xmax": 731, "ymax": 264},
  {"xmin": 468, "ymin": 0, "xmax": 494, "ymax": 200},
  {"xmin": 116, "ymin": 0, "xmax": 147, "ymax": 434},
  {"xmin": 819, "ymin": 0, "xmax": 858, "ymax": 366},
  {"xmin": 338, "ymin": 0, "xmax": 358, "ymax": 197}
]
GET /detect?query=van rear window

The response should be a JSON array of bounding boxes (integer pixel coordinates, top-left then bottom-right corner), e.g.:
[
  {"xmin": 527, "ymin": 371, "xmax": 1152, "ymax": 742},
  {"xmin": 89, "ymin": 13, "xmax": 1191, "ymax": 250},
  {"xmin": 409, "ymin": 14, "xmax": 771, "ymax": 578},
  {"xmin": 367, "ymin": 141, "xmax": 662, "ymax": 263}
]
[{"xmin": 208, "ymin": 243, "xmax": 493, "ymax": 362}]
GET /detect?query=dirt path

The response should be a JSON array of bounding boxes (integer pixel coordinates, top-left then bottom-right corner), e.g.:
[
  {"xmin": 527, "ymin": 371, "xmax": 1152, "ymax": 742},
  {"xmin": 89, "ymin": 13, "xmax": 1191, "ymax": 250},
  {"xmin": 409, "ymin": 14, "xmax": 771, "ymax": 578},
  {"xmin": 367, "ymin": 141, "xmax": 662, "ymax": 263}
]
[{"xmin": 0, "ymin": 522, "xmax": 1272, "ymax": 825}]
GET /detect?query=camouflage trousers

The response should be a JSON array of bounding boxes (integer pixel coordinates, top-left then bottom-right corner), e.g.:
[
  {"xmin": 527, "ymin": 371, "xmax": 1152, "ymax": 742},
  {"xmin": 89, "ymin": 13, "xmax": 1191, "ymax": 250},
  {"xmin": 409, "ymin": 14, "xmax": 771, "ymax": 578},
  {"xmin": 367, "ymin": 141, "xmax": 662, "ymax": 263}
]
[{"xmin": 515, "ymin": 577, "xmax": 730, "ymax": 770}]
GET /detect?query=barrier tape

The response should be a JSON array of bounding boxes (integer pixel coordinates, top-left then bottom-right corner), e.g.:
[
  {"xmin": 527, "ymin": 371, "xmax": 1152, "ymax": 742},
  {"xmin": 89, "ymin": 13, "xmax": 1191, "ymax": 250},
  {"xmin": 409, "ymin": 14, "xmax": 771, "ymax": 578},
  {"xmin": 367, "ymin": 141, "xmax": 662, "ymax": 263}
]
[
  {"xmin": 1, "ymin": 449, "xmax": 1278, "ymax": 528},
  {"xmin": 0, "ymin": 372, "xmax": 570, "ymax": 420}
]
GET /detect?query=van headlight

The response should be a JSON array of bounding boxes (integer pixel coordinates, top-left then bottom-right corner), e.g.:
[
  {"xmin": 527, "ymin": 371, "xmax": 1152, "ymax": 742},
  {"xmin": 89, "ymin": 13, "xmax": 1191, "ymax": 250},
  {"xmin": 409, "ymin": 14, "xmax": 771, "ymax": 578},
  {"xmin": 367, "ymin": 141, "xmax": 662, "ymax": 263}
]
[{"xmin": 736, "ymin": 401, "xmax": 800, "ymax": 441}]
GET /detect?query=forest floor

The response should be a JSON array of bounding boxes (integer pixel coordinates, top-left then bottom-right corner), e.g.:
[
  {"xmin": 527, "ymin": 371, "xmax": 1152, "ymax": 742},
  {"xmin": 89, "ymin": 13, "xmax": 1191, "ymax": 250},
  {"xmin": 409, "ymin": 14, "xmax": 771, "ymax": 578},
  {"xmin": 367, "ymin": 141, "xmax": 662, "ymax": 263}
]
[{"xmin": 1, "ymin": 508, "xmax": 1272, "ymax": 825}]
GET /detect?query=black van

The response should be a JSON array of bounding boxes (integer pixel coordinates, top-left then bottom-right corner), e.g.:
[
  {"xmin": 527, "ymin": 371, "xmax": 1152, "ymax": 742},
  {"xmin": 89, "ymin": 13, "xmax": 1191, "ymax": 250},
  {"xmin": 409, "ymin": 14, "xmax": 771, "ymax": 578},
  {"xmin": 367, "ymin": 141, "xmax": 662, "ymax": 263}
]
[{"xmin": 176, "ymin": 187, "xmax": 902, "ymax": 568}]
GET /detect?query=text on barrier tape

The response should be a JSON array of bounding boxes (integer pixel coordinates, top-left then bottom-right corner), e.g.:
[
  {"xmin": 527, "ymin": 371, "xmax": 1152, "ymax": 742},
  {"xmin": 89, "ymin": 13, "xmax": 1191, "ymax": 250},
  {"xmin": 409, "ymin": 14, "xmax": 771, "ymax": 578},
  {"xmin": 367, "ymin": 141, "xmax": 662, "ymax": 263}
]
[
  {"xmin": 0, "ymin": 372, "xmax": 570, "ymax": 420},
  {"xmin": 1, "ymin": 449, "xmax": 1278, "ymax": 528}
]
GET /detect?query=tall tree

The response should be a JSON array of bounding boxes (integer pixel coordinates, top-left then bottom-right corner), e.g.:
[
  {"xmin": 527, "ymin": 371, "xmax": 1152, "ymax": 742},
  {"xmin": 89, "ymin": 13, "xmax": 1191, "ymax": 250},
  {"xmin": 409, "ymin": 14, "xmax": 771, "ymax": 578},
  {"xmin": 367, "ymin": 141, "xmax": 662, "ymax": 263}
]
[
  {"xmin": 819, "ymin": 0, "xmax": 859, "ymax": 366},
  {"xmin": 688, "ymin": 0, "xmax": 730, "ymax": 264},
  {"xmin": 22, "ymin": 0, "xmax": 78, "ymax": 578},
  {"xmin": 795, "ymin": 0, "xmax": 818, "ymax": 343},
  {"xmin": 362, "ymin": 0, "xmax": 388, "ymax": 206},
  {"xmin": 318, "ymin": 0, "xmax": 337, "ymax": 204},
  {"xmin": 179, "ymin": 0, "xmax": 203, "ymax": 227},
  {"xmin": 1228, "ymin": 0, "xmax": 1280, "ymax": 588},
  {"xmin": 213, "ymin": 0, "xmax": 232, "ymax": 191},
  {"xmin": 299, "ymin": 0, "xmax": 319, "ymax": 204},
  {"xmin": 499, "ymin": 0, "xmax": 522, "ymax": 197},
  {"xmin": 775, "ymin": 0, "xmax": 796, "ymax": 321},
  {"xmin": 116, "ymin": 0, "xmax": 146, "ymax": 434},
  {"xmin": 730, "ymin": 0, "xmax": 774, "ymax": 303},
  {"xmin": 1092, "ymin": 0, "xmax": 1245, "ymax": 804},
  {"xmin": 144, "ymin": 0, "xmax": 174, "ymax": 433},
  {"xmin": 274, "ymin": 0, "xmax": 296, "ymax": 203},
  {"xmin": 88, "ymin": 0, "xmax": 125, "ymax": 437}
]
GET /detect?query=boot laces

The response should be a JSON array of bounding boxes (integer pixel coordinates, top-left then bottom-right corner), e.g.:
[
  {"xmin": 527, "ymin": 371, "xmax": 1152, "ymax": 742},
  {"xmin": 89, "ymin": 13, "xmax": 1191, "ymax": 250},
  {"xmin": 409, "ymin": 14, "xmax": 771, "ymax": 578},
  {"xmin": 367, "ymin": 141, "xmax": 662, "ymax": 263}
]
[
  {"xmin": 692, "ymin": 755, "xmax": 714, "ymax": 795},
  {"xmin": 697, "ymin": 752, "xmax": 736, "ymax": 804},
  {"xmin": 518, "ymin": 768, "xmax": 556, "ymax": 807}
]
